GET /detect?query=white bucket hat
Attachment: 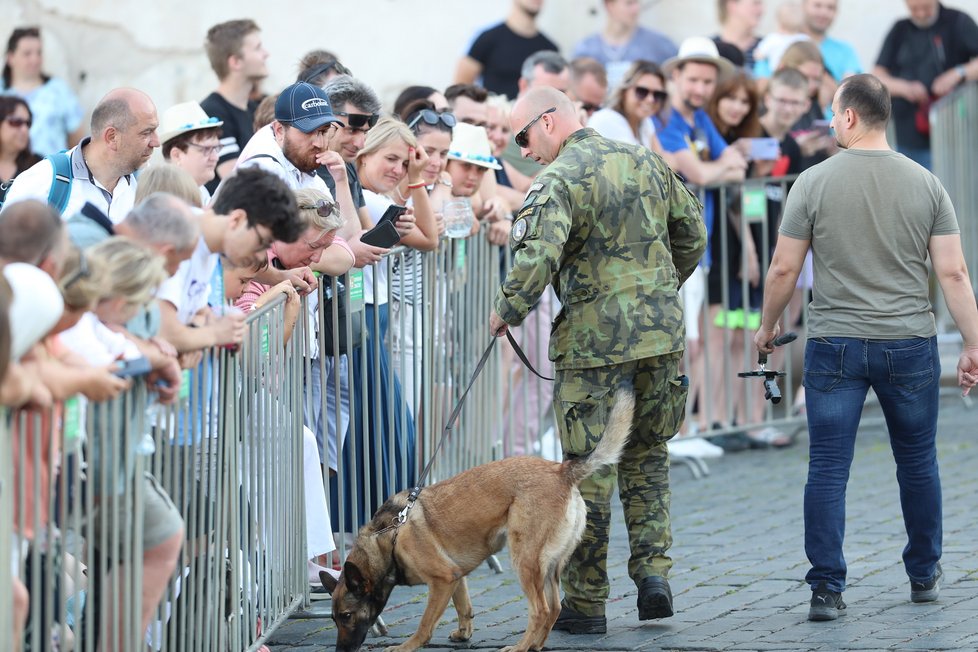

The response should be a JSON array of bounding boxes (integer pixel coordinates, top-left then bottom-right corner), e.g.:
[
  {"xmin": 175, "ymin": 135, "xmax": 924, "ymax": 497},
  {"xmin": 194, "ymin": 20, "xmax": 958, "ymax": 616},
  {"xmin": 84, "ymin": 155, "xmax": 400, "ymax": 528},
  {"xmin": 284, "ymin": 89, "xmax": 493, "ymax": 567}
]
[
  {"xmin": 446, "ymin": 123, "xmax": 502, "ymax": 170},
  {"xmin": 159, "ymin": 101, "xmax": 224, "ymax": 145},
  {"xmin": 662, "ymin": 36, "xmax": 736, "ymax": 78}
]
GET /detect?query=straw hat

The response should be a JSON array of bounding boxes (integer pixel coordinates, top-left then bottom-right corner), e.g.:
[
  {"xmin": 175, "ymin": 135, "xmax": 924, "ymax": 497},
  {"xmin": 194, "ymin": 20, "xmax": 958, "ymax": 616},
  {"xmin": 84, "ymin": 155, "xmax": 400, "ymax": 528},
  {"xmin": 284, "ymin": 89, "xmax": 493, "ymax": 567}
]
[
  {"xmin": 446, "ymin": 123, "xmax": 502, "ymax": 170},
  {"xmin": 662, "ymin": 36, "xmax": 736, "ymax": 78},
  {"xmin": 159, "ymin": 102, "xmax": 223, "ymax": 145}
]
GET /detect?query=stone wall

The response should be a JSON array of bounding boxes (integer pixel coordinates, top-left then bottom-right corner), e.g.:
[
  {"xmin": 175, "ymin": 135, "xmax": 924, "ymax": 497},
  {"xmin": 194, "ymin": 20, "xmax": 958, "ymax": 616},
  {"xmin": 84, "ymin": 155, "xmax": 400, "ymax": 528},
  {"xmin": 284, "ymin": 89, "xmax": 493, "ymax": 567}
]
[{"xmin": 8, "ymin": 0, "xmax": 978, "ymax": 119}]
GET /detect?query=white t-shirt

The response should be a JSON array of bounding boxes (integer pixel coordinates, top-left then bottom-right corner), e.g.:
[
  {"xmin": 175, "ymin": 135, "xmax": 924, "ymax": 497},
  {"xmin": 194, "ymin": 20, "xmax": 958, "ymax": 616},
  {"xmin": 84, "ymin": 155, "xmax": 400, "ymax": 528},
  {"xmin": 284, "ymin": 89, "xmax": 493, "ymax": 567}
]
[
  {"xmin": 587, "ymin": 108, "xmax": 656, "ymax": 150},
  {"xmin": 156, "ymin": 237, "xmax": 219, "ymax": 324},
  {"xmin": 3, "ymin": 137, "xmax": 138, "ymax": 223},
  {"xmin": 362, "ymin": 189, "xmax": 392, "ymax": 306},
  {"xmin": 60, "ymin": 312, "xmax": 141, "ymax": 366}
]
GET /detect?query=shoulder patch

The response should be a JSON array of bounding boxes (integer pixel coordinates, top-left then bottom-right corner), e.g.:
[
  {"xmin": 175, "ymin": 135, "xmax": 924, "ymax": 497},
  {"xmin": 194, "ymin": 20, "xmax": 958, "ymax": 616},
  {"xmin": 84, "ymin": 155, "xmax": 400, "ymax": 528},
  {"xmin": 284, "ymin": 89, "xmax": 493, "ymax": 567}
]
[
  {"xmin": 512, "ymin": 217, "xmax": 528, "ymax": 242},
  {"xmin": 528, "ymin": 182, "xmax": 544, "ymax": 193}
]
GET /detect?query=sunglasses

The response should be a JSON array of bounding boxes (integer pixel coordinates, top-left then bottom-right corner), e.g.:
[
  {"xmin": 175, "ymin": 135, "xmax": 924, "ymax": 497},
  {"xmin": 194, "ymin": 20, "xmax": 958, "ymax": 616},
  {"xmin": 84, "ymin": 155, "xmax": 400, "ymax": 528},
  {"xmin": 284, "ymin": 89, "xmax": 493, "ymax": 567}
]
[
  {"xmin": 299, "ymin": 198, "xmax": 339, "ymax": 218},
  {"xmin": 407, "ymin": 109, "xmax": 457, "ymax": 131},
  {"xmin": 633, "ymin": 86, "xmax": 668, "ymax": 104},
  {"xmin": 300, "ymin": 60, "xmax": 353, "ymax": 84},
  {"xmin": 62, "ymin": 250, "xmax": 90, "ymax": 290},
  {"xmin": 514, "ymin": 107, "xmax": 556, "ymax": 148},
  {"xmin": 335, "ymin": 111, "xmax": 379, "ymax": 130},
  {"xmin": 5, "ymin": 116, "xmax": 32, "ymax": 129}
]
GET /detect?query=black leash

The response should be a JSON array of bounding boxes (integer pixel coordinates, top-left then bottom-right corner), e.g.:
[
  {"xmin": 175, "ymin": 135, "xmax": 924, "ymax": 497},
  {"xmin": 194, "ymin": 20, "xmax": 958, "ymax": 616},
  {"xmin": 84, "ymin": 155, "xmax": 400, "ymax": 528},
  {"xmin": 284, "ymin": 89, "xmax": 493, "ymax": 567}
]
[{"xmin": 375, "ymin": 329, "xmax": 551, "ymax": 536}]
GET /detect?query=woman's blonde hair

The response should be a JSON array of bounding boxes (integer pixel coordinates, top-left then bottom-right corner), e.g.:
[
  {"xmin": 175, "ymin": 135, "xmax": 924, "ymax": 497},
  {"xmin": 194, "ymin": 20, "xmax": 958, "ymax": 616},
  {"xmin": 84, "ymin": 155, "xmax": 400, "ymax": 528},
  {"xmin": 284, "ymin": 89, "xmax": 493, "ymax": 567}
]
[
  {"xmin": 58, "ymin": 245, "xmax": 107, "ymax": 311},
  {"xmin": 356, "ymin": 117, "xmax": 417, "ymax": 167},
  {"xmin": 88, "ymin": 236, "xmax": 167, "ymax": 307},
  {"xmin": 778, "ymin": 40, "xmax": 824, "ymax": 71},
  {"xmin": 134, "ymin": 163, "xmax": 203, "ymax": 208},
  {"xmin": 293, "ymin": 187, "xmax": 345, "ymax": 233}
]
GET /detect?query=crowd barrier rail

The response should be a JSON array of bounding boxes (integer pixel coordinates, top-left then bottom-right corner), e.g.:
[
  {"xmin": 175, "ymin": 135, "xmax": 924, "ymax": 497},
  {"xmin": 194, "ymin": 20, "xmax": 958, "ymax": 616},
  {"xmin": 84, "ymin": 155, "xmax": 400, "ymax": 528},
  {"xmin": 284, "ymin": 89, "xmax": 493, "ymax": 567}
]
[{"xmin": 8, "ymin": 158, "xmax": 970, "ymax": 647}]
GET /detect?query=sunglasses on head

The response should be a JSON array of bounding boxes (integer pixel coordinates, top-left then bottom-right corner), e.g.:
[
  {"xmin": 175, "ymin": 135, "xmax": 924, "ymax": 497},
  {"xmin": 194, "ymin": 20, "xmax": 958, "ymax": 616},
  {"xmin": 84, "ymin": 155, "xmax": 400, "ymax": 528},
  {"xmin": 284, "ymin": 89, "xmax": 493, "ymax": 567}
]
[
  {"xmin": 5, "ymin": 116, "xmax": 31, "ymax": 128},
  {"xmin": 514, "ymin": 107, "xmax": 556, "ymax": 148},
  {"xmin": 299, "ymin": 198, "xmax": 339, "ymax": 218},
  {"xmin": 335, "ymin": 111, "xmax": 379, "ymax": 130},
  {"xmin": 407, "ymin": 109, "xmax": 457, "ymax": 131},
  {"xmin": 633, "ymin": 86, "xmax": 668, "ymax": 104},
  {"xmin": 300, "ymin": 60, "xmax": 352, "ymax": 84}
]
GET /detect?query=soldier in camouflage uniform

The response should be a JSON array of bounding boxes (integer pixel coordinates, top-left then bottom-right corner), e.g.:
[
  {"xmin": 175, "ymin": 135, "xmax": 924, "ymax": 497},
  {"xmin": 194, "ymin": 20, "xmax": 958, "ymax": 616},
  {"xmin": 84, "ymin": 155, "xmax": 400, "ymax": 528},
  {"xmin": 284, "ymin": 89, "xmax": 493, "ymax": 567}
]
[{"xmin": 489, "ymin": 87, "xmax": 707, "ymax": 634}]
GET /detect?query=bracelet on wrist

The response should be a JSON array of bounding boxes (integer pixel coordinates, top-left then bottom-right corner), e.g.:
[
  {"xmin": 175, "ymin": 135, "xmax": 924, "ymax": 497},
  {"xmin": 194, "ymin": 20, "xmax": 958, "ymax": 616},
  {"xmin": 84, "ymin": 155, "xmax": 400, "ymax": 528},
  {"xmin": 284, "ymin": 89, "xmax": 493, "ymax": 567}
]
[
  {"xmin": 957, "ymin": 65, "xmax": 967, "ymax": 80},
  {"xmin": 407, "ymin": 180, "xmax": 427, "ymax": 189}
]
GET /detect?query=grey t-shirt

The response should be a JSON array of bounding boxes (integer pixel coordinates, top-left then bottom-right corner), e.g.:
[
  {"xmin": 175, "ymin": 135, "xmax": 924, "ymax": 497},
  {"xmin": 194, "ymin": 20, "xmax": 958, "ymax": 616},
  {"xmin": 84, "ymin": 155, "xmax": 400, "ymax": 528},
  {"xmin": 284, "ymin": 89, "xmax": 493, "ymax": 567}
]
[{"xmin": 779, "ymin": 149, "xmax": 958, "ymax": 339}]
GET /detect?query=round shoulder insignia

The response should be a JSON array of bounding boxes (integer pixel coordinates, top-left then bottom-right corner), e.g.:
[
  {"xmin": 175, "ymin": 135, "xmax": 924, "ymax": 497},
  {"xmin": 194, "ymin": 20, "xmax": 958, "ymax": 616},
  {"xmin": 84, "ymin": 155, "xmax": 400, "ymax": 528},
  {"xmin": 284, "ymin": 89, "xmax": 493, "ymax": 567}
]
[{"xmin": 511, "ymin": 217, "xmax": 528, "ymax": 242}]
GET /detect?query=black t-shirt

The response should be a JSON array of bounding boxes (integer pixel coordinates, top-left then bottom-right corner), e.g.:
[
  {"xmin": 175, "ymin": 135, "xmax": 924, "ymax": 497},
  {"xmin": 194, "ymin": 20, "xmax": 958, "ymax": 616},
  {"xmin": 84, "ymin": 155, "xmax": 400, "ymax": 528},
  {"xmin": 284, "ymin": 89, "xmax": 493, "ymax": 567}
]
[
  {"xmin": 319, "ymin": 162, "xmax": 366, "ymax": 209},
  {"xmin": 467, "ymin": 22, "xmax": 559, "ymax": 99},
  {"xmin": 200, "ymin": 92, "xmax": 259, "ymax": 193},
  {"xmin": 712, "ymin": 35, "xmax": 761, "ymax": 71},
  {"xmin": 876, "ymin": 4, "xmax": 978, "ymax": 149}
]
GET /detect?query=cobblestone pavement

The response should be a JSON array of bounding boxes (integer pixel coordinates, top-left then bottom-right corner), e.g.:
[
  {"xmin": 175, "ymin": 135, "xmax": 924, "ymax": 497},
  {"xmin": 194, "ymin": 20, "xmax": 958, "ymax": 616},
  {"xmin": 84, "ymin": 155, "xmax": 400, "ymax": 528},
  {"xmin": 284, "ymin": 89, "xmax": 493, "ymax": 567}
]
[{"xmin": 268, "ymin": 392, "xmax": 978, "ymax": 651}]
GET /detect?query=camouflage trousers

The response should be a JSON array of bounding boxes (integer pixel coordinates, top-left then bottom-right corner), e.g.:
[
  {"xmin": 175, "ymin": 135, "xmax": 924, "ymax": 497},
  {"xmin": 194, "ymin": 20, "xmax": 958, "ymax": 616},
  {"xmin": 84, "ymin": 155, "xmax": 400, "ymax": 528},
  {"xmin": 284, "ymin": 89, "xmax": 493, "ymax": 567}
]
[{"xmin": 554, "ymin": 352, "xmax": 688, "ymax": 617}]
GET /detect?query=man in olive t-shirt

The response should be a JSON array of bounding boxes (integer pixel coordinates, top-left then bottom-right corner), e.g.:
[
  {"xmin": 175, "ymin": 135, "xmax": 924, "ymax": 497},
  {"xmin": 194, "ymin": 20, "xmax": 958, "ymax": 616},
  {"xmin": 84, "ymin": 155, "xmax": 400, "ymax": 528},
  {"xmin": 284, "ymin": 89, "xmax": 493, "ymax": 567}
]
[{"xmin": 754, "ymin": 74, "xmax": 978, "ymax": 622}]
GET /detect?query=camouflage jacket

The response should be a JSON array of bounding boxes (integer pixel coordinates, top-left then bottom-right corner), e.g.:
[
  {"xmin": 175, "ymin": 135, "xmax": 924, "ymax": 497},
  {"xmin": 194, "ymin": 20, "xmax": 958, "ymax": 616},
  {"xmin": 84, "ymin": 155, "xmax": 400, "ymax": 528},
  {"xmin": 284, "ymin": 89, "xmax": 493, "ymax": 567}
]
[{"xmin": 493, "ymin": 128, "xmax": 707, "ymax": 370}]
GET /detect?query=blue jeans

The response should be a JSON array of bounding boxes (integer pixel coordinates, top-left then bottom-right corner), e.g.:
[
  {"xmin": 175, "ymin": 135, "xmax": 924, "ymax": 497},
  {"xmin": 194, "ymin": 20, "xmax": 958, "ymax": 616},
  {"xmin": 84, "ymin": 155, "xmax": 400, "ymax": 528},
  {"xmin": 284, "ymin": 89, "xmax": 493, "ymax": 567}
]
[{"xmin": 803, "ymin": 336, "xmax": 941, "ymax": 593}]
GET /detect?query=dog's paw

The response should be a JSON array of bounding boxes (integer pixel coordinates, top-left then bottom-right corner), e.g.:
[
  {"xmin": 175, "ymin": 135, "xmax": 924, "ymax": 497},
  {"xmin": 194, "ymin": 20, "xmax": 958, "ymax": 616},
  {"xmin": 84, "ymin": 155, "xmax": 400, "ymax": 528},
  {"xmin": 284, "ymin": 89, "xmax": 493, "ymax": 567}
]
[{"xmin": 449, "ymin": 627, "xmax": 472, "ymax": 642}]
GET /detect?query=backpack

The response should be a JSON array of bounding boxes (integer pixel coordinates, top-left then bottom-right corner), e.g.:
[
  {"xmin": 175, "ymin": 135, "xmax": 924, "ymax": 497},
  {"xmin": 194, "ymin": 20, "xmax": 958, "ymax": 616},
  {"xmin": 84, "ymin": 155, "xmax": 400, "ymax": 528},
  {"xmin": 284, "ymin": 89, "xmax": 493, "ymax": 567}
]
[{"xmin": 0, "ymin": 151, "xmax": 73, "ymax": 213}]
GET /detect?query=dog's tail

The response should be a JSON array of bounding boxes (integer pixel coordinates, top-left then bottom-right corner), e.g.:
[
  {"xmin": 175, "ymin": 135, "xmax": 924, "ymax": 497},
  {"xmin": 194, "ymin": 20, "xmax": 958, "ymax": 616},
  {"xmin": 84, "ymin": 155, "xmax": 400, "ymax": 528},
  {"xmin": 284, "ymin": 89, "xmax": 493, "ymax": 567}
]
[{"xmin": 563, "ymin": 386, "xmax": 635, "ymax": 486}]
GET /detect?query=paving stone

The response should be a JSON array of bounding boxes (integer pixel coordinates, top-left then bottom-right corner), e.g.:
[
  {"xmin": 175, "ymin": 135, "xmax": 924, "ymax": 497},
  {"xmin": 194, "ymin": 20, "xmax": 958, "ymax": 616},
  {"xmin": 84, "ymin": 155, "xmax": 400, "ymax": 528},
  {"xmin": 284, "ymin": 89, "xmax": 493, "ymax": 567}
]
[{"xmin": 268, "ymin": 394, "xmax": 978, "ymax": 651}]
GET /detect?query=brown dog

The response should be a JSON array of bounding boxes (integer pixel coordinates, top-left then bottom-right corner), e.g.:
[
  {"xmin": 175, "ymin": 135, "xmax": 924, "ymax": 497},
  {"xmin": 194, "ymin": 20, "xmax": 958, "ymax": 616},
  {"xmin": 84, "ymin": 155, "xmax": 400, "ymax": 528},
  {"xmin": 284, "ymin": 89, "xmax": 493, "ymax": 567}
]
[{"xmin": 320, "ymin": 388, "xmax": 634, "ymax": 652}]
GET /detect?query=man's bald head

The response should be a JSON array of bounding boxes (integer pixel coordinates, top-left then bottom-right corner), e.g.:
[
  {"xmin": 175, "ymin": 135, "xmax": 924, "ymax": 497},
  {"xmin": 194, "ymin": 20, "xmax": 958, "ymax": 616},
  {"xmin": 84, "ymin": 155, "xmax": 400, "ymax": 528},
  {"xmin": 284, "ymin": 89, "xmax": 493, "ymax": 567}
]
[
  {"xmin": 91, "ymin": 88, "xmax": 155, "ymax": 134},
  {"xmin": 511, "ymin": 87, "xmax": 582, "ymax": 165}
]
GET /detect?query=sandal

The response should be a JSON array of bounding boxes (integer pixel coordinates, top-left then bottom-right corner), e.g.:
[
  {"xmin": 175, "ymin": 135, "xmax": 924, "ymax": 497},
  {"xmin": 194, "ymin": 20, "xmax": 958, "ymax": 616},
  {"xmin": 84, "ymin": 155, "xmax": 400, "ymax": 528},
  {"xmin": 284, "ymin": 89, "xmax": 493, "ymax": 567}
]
[{"xmin": 747, "ymin": 427, "xmax": 794, "ymax": 448}]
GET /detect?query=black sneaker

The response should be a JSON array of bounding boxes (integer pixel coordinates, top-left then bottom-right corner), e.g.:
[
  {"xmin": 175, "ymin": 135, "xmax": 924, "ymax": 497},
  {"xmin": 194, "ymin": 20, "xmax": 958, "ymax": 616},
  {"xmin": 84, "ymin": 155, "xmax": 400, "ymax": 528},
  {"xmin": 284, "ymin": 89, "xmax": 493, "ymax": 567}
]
[
  {"xmin": 808, "ymin": 581, "xmax": 846, "ymax": 621},
  {"xmin": 552, "ymin": 602, "xmax": 607, "ymax": 634},
  {"xmin": 911, "ymin": 563, "xmax": 943, "ymax": 603},
  {"xmin": 637, "ymin": 576, "xmax": 674, "ymax": 620}
]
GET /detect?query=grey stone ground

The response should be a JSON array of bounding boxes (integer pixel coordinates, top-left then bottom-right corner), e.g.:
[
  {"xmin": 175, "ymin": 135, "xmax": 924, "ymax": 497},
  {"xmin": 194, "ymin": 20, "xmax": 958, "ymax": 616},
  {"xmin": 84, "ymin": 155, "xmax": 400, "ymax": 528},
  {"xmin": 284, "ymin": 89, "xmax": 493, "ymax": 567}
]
[{"xmin": 268, "ymin": 391, "xmax": 978, "ymax": 651}]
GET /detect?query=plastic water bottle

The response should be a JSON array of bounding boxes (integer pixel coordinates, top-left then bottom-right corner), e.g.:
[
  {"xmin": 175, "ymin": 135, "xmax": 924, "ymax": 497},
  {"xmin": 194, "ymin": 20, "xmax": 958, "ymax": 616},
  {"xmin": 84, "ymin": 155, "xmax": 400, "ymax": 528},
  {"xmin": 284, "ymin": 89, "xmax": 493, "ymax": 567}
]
[{"xmin": 443, "ymin": 198, "xmax": 474, "ymax": 238}]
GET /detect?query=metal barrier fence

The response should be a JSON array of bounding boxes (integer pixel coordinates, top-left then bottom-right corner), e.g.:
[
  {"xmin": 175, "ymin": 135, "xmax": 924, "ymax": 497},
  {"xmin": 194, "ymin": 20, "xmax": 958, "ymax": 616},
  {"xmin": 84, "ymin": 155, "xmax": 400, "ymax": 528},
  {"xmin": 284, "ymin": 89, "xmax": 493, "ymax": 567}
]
[
  {"xmin": 3, "ymin": 169, "xmax": 877, "ymax": 648},
  {"xmin": 931, "ymin": 81, "xmax": 978, "ymax": 311},
  {"xmin": 2, "ymin": 295, "xmax": 306, "ymax": 652}
]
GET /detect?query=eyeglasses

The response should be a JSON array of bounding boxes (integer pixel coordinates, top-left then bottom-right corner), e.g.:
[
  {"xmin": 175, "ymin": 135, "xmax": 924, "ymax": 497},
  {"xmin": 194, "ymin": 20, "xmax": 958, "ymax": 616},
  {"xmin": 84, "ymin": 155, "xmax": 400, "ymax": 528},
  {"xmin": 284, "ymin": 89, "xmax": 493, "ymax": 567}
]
[
  {"xmin": 62, "ymin": 250, "xmax": 90, "ymax": 291},
  {"xmin": 460, "ymin": 118, "xmax": 488, "ymax": 129},
  {"xmin": 299, "ymin": 198, "xmax": 339, "ymax": 218},
  {"xmin": 186, "ymin": 142, "xmax": 222, "ymax": 156},
  {"xmin": 633, "ymin": 86, "xmax": 668, "ymax": 104},
  {"xmin": 581, "ymin": 102, "xmax": 602, "ymax": 114},
  {"xmin": 335, "ymin": 111, "xmax": 379, "ymax": 131},
  {"xmin": 179, "ymin": 116, "xmax": 220, "ymax": 130},
  {"xmin": 406, "ymin": 110, "xmax": 457, "ymax": 131},
  {"xmin": 250, "ymin": 223, "xmax": 274, "ymax": 249},
  {"xmin": 770, "ymin": 96, "xmax": 807, "ymax": 109},
  {"xmin": 514, "ymin": 107, "xmax": 556, "ymax": 148},
  {"xmin": 5, "ymin": 117, "xmax": 31, "ymax": 129}
]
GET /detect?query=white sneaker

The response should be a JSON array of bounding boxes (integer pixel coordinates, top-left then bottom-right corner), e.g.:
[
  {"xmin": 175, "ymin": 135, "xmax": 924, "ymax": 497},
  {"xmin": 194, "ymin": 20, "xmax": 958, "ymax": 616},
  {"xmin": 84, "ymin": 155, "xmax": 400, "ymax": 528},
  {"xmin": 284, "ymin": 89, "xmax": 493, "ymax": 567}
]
[{"xmin": 668, "ymin": 437, "xmax": 724, "ymax": 459}]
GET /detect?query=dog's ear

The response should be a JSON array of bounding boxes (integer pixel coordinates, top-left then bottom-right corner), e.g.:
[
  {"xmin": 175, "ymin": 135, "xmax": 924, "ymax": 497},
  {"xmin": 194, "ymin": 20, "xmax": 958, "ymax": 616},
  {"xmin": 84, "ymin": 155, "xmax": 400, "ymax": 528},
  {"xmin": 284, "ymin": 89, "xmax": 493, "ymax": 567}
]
[
  {"xmin": 343, "ymin": 560, "xmax": 371, "ymax": 596},
  {"xmin": 319, "ymin": 569, "xmax": 338, "ymax": 593}
]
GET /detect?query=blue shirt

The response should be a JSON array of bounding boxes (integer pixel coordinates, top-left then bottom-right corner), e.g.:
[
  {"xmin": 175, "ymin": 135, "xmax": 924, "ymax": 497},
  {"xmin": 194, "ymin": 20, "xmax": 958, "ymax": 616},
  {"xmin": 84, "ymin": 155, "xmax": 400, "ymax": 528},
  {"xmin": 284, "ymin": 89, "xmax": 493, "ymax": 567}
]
[
  {"xmin": 656, "ymin": 108, "xmax": 727, "ymax": 268},
  {"xmin": 753, "ymin": 36, "xmax": 862, "ymax": 82},
  {"xmin": 572, "ymin": 27, "xmax": 678, "ymax": 89}
]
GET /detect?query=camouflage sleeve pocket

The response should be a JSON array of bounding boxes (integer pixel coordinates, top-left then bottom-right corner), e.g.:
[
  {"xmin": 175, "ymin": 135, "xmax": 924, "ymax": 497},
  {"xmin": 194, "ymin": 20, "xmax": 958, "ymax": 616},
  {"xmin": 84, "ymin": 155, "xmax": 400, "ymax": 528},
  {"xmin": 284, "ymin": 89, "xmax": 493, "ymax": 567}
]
[
  {"xmin": 554, "ymin": 381, "xmax": 612, "ymax": 458},
  {"xmin": 649, "ymin": 375, "xmax": 689, "ymax": 443}
]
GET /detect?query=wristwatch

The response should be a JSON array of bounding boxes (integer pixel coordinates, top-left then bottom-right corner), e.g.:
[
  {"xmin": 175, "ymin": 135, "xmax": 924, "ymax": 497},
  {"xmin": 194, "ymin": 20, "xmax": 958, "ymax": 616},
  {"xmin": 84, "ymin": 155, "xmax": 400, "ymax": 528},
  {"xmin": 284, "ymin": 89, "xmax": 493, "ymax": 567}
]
[{"xmin": 957, "ymin": 65, "xmax": 967, "ymax": 80}]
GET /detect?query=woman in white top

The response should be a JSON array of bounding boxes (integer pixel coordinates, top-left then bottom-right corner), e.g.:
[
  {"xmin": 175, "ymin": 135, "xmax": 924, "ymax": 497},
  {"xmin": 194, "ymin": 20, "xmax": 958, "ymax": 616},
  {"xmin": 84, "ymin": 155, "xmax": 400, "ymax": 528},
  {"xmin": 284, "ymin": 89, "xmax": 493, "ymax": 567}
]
[{"xmin": 587, "ymin": 59, "xmax": 668, "ymax": 153}]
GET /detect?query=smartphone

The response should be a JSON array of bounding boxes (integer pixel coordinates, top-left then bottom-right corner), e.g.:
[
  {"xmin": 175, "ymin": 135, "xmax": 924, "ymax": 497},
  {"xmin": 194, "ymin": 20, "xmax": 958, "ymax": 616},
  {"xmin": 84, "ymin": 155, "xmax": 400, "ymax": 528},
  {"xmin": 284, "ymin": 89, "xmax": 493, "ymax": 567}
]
[
  {"xmin": 811, "ymin": 119, "xmax": 831, "ymax": 136},
  {"xmin": 113, "ymin": 357, "xmax": 152, "ymax": 378},
  {"xmin": 748, "ymin": 137, "xmax": 780, "ymax": 161},
  {"xmin": 378, "ymin": 204, "xmax": 407, "ymax": 225},
  {"xmin": 360, "ymin": 220, "xmax": 402, "ymax": 248}
]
